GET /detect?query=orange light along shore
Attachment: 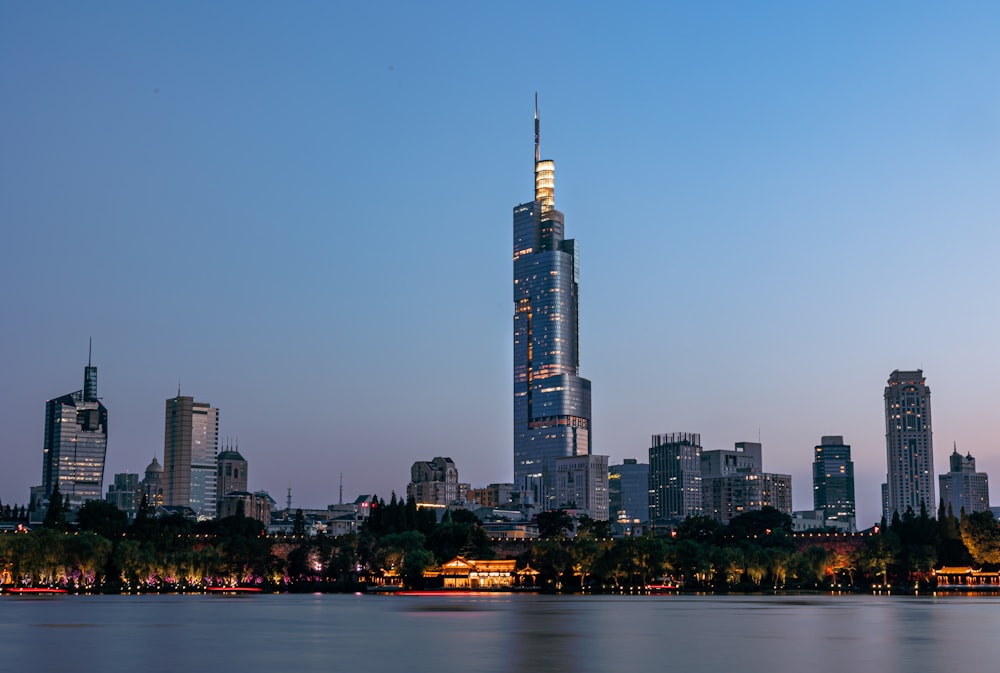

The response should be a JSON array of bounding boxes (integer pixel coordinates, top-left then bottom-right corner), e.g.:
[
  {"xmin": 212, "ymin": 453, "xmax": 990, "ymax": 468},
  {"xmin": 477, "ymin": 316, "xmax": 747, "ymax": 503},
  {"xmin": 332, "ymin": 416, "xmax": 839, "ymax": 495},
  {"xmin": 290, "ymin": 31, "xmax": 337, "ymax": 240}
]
[{"xmin": 3, "ymin": 587, "xmax": 69, "ymax": 595}]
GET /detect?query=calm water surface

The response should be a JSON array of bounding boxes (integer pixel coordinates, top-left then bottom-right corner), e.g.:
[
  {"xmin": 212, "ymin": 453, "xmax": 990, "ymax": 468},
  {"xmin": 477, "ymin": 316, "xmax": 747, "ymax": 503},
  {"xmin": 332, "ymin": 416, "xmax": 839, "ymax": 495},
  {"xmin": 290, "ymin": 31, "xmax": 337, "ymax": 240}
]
[{"xmin": 2, "ymin": 593, "xmax": 998, "ymax": 673}]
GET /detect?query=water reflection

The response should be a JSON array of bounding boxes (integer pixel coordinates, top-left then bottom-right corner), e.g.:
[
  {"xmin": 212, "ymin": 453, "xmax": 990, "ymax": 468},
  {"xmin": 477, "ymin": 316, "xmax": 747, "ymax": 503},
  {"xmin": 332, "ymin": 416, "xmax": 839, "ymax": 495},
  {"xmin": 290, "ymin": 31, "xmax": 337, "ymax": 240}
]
[{"xmin": 2, "ymin": 594, "xmax": 999, "ymax": 673}]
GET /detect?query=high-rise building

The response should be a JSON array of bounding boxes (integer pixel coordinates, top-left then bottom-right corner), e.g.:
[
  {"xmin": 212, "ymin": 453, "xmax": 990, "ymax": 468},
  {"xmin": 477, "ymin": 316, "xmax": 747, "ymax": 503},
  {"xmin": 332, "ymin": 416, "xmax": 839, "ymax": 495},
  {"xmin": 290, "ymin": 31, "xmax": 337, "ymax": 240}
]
[
  {"xmin": 939, "ymin": 445, "xmax": 989, "ymax": 515},
  {"xmin": 41, "ymin": 351, "xmax": 108, "ymax": 508},
  {"xmin": 106, "ymin": 472, "xmax": 140, "ymax": 517},
  {"xmin": 164, "ymin": 395, "xmax": 219, "ymax": 520},
  {"xmin": 555, "ymin": 454, "xmax": 609, "ymax": 521},
  {"xmin": 407, "ymin": 457, "xmax": 461, "ymax": 506},
  {"xmin": 609, "ymin": 459, "xmax": 650, "ymax": 524},
  {"xmin": 701, "ymin": 442, "xmax": 792, "ymax": 524},
  {"xmin": 812, "ymin": 436, "xmax": 856, "ymax": 528},
  {"xmin": 513, "ymin": 96, "xmax": 592, "ymax": 509},
  {"xmin": 649, "ymin": 433, "xmax": 703, "ymax": 521},
  {"xmin": 884, "ymin": 369, "xmax": 935, "ymax": 519}
]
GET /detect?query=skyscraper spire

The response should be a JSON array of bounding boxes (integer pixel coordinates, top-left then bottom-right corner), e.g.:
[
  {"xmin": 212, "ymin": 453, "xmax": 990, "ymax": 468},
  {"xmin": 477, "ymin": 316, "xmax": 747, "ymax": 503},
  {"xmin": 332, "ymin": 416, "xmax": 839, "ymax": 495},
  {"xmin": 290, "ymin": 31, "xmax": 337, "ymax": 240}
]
[{"xmin": 534, "ymin": 92, "xmax": 540, "ymax": 164}]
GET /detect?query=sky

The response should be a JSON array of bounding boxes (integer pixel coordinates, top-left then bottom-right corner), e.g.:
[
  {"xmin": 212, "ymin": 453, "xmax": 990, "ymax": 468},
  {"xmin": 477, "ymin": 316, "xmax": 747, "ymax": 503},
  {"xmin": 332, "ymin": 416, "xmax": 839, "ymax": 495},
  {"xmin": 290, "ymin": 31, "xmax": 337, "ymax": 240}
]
[{"xmin": 2, "ymin": 2, "xmax": 999, "ymax": 527}]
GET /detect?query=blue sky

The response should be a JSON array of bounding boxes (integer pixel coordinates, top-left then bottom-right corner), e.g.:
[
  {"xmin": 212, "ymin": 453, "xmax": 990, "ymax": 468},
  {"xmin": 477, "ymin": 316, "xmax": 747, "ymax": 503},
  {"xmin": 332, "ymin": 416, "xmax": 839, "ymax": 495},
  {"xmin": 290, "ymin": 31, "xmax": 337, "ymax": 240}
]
[{"xmin": 2, "ymin": 2, "xmax": 999, "ymax": 526}]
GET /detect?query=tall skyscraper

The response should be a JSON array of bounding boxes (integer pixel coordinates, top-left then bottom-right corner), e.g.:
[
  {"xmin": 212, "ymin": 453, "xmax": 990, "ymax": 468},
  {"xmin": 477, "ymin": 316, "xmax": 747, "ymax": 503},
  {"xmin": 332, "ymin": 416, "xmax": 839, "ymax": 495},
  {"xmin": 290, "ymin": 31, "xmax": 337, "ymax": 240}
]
[
  {"xmin": 884, "ymin": 369, "xmax": 935, "ymax": 519},
  {"xmin": 649, "ymin": 433, "xmax": 703, "ymax": 521},
  {"xmin": 164, "ymin": 395, "xmax": 218, "ymax": 520},
  {"xmin": 939, "ymin": 445, "xmax": 989, "ymax": 515},
  {"xmin": 513, "ymin": 96, "xmax": 592, "ymax": 509},
  {"xmin": 812, "ymin": 436, "xmax": 856, "ymax": 528},
  {"xmin": 42, "ymin": 350, "xmax": 108, "ymax": 508}
]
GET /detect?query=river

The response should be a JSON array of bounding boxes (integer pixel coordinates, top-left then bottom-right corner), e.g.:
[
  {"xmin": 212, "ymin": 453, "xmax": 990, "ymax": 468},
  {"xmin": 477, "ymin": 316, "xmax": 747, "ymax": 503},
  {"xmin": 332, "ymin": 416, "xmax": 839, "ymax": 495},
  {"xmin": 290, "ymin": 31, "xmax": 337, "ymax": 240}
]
[{"xmin": 2, "ymin": 593, "xmax": 998, "ymax": 673}]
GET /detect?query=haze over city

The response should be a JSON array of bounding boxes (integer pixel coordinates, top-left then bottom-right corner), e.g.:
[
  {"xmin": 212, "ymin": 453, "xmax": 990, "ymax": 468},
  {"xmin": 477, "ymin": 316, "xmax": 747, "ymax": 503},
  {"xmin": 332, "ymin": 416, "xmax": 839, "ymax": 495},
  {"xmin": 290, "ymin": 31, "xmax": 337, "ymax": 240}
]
[{"xmin": 3, "ymin": 2, "xmax": 999, "ymax": 527}]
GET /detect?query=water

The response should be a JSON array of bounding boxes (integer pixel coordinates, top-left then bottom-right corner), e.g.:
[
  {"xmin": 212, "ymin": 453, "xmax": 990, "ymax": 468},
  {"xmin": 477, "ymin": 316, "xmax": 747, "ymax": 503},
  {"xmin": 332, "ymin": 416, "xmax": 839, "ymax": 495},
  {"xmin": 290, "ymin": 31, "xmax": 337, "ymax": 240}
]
[{"xmin": 2, "ymin": 593, "xmax": 999, "ymax": 673}]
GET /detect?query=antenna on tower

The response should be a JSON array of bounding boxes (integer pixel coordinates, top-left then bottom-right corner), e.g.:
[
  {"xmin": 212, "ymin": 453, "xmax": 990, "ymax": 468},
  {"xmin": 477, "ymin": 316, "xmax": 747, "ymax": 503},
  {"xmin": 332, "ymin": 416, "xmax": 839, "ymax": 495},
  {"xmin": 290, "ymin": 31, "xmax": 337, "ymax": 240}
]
[
  {"xmin": 88, "ymin": 337, "xmax": 92, "ymax": 367},
  {"xmin": 534, "ymin": 92, "xmax": 540, "ymax": 164},
  {"xmin": 286, "ymin": 486, "xmax": 292, "ymax": 513},
  {"xmin": 339, "ymin": 472, "xmax": 343, "ymax": 505}
]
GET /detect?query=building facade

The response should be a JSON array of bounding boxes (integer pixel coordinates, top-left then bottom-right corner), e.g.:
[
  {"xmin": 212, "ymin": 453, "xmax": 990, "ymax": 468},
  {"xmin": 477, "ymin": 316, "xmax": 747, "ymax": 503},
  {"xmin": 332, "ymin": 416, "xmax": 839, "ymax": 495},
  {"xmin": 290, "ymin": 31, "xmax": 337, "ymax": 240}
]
[
  {"xmin": 555, "ymin": 454, "xmax": 609, "ymax": 521},
  {"xmin": 140, "ymin": 456, "xmax": 164, "ymax": 508},
  {"xmin": 106, "ymin": 472, "xmax": 140, "ymax": 517},
  {"xmin": 649, "ymin": 433, "xmax": 703, "ymax": 521},
  {"xmin": 42, "ymin": 356, "xmax": 108, "ymax": 508},
  {"xmin": 884, "ymin": 369, "xmax": 935, "ymax": 519},
  {"xmin": 217, "ymin": 446, "xmax": 248, "ymax": 516},
  {"xmin": 701, "ymin": 442, "xmax": 792, "ymax": 524},
  {"xmin": 407, "ymin": 457, "xmax": 460, "ymax": 506},
  {"xmin": 609, "ymin": 459, "xmax": 650, "ymax": 524},
  {"xmin": 812, "ymin": 435, "xmax": 856, "ymax": 529},
  {"xmin": 164, "ymin": 395, "xmax": 219, "ymax": 520},
  {"xmin": 939, "ymin": 446, "xmax": 989, "ymax": 515},
  {"xmin": 513, "ymin": 98, "xmax": 592, "ymax": 510}
]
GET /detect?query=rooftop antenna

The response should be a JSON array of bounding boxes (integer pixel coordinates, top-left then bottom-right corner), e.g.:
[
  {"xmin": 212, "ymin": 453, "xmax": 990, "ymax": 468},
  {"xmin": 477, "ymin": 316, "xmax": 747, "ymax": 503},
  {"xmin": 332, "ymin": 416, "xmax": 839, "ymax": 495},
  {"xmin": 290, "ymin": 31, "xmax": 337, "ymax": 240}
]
[
  {"xmin": 534, "ymin": 92, "xmax": 540, "ymax": 164},
  {"xmin": 286, "ymin": 486, "xmax": 292, "ymax": 512},
  {"xmin": 177, "ymin": 380, "xmax": 181, "ymax": 397},
  {"xmin": 88, "ymin": 337, "xmax": 92, "ymax": 367},
  {"xmin": 339, "ymin": 472, "xmax": 343, "ymax": 505}
]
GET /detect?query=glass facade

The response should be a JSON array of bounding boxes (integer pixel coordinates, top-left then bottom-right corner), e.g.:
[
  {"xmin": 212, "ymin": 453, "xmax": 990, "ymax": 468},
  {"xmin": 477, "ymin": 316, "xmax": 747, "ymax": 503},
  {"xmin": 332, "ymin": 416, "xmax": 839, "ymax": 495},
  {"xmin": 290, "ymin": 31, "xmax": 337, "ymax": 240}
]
[
  {"xmin": 812, "ymin": 436, "xmax": 856, "ymax": 525},
  {"xmin": 42, "ymin": 363, "xmax": 108, "ymax": 508},
  {"xmin": 513, "ymin": 108, "xmax": 592, "ymax": 509},
  {"xmin": 164, "ymin": 396, "xmax": 219, "ymax": 520}
]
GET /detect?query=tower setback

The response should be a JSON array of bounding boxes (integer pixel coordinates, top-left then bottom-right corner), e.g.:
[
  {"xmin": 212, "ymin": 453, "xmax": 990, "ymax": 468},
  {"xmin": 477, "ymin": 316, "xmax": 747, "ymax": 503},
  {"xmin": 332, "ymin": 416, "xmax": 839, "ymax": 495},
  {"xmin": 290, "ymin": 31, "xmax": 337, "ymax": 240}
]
[{"xmin": 513, "ymin": 97, "xmax": 592, "ymax": 509}]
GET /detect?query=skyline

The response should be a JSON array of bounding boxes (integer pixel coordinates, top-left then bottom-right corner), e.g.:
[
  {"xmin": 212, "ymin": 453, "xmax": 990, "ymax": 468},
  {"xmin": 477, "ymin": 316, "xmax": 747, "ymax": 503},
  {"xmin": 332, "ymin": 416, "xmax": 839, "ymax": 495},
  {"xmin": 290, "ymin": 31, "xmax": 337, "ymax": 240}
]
[{"xmin": 3, "ymin": 3, "xmax": 1000, "ymax": 527}]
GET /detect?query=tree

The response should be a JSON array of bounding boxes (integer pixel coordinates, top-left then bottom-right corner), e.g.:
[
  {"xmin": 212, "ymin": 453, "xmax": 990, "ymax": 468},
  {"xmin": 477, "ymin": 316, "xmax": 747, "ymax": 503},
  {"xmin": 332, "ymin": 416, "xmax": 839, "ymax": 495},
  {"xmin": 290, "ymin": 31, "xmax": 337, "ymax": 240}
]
[
  {"xmin": 960, "ymin": 511, "xmax": 1000, "ymax": 564},
  {"xmin": 76, "ymin": 500, "xmax": 129, "ymax": 539},
  {"xmin": 43, "ymin": 485, "xmax": 67, "ymax": 530},
  {"xmin": 292, "ymin": 509, "xmax": 306, "ymax": 536},
  {"xmin": 536, "ymin": 510, "xmax": 573, "ymax": 539}
]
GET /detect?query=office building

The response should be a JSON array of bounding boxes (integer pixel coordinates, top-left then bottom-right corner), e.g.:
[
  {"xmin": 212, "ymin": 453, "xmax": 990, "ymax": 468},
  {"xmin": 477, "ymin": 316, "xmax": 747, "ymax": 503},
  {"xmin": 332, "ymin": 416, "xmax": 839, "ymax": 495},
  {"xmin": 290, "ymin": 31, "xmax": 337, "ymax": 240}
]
[
  {"xmin": 555, "ymin": 454, "xmax": 609, "ymax": 520},
  {"xmin": 41, "ymin": 352, "xmax": 108, "ymax": 508},
  {"xmin": 513, "ymin": 97, "xmax": 592, "ymax": 509},
  {"xmin": 939, "ymin": 446, "xmax": 989, "ymax": 515},
  {"xmin": 164, "ymin": 395, "xmax": 219, "ymax": 520},
  {"xmin": 701, "ymin": 442, "xmax": 792, "ymax": 524},
  {"xmin": 649, "ymin": 433, "xmax": 703, "ymax": 521},
  {"xmin": 812, "ymin": 436, "xmax": 856, "ymax": 529},
  {"xmin": 106, "ymin": 472, "xmax": 140, "ymax": 517},
  {"xmin": 609, "ymin": 459, "xmax": 649, "ymax": 524},
  {"xmin": 884, "ymin": 369, "xmax": 935, "ymax": 519}
]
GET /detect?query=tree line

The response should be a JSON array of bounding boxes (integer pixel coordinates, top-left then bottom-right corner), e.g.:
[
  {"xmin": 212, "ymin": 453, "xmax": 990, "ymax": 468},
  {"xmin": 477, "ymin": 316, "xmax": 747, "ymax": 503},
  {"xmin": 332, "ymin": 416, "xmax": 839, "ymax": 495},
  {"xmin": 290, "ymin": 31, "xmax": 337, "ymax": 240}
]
[{"xmin": 2, "ymin": 490, "xmax": 999, "ymax": 592}]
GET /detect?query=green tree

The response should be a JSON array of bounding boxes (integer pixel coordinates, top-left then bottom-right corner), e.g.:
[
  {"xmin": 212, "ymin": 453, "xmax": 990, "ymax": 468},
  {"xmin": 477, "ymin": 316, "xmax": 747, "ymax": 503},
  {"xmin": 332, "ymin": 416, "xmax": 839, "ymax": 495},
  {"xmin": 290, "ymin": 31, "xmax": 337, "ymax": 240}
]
[{"xmin": 960, "ymin": 511, "xmax": 1000, "ymax": 564}]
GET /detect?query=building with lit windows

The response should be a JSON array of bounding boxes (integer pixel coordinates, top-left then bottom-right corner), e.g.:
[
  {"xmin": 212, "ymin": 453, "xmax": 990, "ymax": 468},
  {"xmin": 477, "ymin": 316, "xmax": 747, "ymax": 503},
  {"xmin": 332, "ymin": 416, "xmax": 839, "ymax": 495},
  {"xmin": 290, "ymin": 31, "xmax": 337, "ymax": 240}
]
[
  {"xmin": 407, "ymin": 457, "xmax": 462, "ymax": 506},
  {"xmin": 884, "ymin": 369, "xmax": 935, "ymax": 520},
  {"xmin": 216, "ymin": 445, "xmax": 248, "ymax": 516},
  {"xmin": 164, "ymin": 395, "xmax": 218, "ymax": 520},
  {"xmin": 513, "ymin": 97, "xmax": 592, "ymax": 509},
  {"xmin": 649, "ymin": 433, "xmax": 703, "ymax": 521},
  {"xmin": 701, "ymin": 442, "xmax": 792, "ymax": 524},
  {"xmin": 812, "ymin": 436, "xmax": 856, "ymax": 530},
  {"xmin": 106, "ymin": 472, "xmax": 140, "ymax": 516},
  {"xmin": 41, "ymin": 354, "xmax": 108, "ymax": 508},
  {"xmin": 939, "ymin": 446, "xmax": 989, "ymax": 515},
  {"xmin": 609, "ymin": 459, "xmax": 649, "ymax": 524},
  {"xmin": 140, "ymin": 456, "xmax": 164, "ymax": 508},
  {"xmin": 555, "ymin": 454, "xmax": 609, "ymax": 520}
]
